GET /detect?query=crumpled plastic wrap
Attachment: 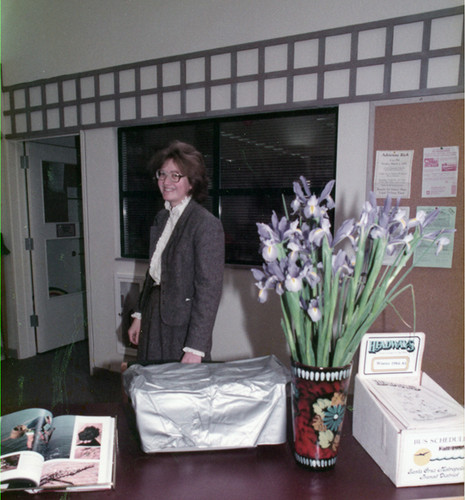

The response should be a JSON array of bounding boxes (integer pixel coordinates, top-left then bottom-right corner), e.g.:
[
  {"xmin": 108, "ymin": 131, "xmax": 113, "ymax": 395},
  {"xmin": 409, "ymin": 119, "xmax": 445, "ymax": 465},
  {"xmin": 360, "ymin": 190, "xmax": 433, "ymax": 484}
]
[{"xmin": 122, "ymin": 355, "xmax": 290, "ymax": 453}]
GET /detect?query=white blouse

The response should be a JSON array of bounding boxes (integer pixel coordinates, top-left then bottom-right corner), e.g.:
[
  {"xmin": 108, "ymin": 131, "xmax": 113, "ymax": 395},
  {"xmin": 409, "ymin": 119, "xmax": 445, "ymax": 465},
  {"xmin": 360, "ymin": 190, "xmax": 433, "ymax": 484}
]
[{"xmin": 149, "ymin": 195, "xmax": 191, "ymax": 284}]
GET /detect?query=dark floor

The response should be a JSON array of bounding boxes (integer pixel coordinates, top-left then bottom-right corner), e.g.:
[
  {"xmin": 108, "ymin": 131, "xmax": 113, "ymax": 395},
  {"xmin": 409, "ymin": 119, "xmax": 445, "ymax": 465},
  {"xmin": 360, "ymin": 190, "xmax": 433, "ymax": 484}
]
[{"xmin": 1, "ymin": 340, "xmax": 122, "ymax": 414}]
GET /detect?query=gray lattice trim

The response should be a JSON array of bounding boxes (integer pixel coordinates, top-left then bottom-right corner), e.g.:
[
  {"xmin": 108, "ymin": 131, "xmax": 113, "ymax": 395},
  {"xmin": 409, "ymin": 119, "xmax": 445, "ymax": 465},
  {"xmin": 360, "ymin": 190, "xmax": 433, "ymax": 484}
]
[{"xmin": 2, "ymin": 6, "xmax": 463, "ymax": 139}]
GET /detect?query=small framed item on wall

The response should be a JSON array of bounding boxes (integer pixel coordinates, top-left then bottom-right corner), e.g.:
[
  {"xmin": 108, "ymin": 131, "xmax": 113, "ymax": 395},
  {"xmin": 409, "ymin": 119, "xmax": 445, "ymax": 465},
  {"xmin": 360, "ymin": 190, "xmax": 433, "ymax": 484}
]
[{"xmin": 115, "ymin": 273, "xmax": 145, "ymax": 355}]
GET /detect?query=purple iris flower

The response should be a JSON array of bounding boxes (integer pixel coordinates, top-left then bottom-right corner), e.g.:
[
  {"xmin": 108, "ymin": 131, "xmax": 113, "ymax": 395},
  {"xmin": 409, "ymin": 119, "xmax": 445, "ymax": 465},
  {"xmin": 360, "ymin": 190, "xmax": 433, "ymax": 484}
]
[
  {"xmin": 262, "ymin": 242, "xmax": 278, "ymax": 262},
  {"xmin": 251, "ymin": 268, "xmax": 265, "ymax": 282},
  {"xmin": 285, "ymin": 274, "xmax": 303, "ymax": 292},
  {"xmin": 435, "ymin": 237, "xmax": 450, "ymax": 255},
  {"xmin": 318, "ymin": 179, "xmax": 336, "ymax": 209},
  {"xmin": 307, "ymin": 298, "xmax": 322, "ymax": 322},
  {"xmin": 302, "ymin": 262, "xmax": 321, "ymax": 288},
  {"xmin": 256, "ymin": 222, "xmax": 275, "ymax": 241},
  {"xmin": 303, "ymin": 195, "xmax": 321, "ymax": 219},
  {"xmin": 332, "ymin": 218, "xmax": 355, "ymax": 247},
  {"xmin": 386, "ymin": 234, "xmax": 413, "ymax": 255},
  {"xmin": 332, "ymin": 249, "xmax": 352, "ymax": 277},
  {"xmin": 308, "ymin": 227, "xmax": 327, "ymax": 247}
]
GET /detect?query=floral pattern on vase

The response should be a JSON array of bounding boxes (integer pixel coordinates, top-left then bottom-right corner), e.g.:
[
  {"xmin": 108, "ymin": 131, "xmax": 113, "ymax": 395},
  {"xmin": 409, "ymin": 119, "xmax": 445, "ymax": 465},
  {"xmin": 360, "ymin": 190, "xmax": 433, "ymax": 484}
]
[{"xmin": 291, "ymin": 362, "xmax": 352, "ymax": 470}]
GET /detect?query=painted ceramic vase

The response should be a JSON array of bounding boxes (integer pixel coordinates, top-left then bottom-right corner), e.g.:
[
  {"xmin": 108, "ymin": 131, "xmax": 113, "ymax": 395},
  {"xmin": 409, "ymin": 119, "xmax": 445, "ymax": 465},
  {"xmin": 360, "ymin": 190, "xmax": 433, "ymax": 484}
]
[{"xmin": 290, "ymin": 361, "xmax": 352, "ymax": 470}]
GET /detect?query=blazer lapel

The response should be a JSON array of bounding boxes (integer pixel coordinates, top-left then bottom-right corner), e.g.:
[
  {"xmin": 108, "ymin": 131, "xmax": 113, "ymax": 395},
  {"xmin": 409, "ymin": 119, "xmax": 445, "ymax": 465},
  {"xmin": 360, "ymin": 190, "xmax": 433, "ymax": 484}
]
[{"xmin": 149, "ymin": 210, "xmax": 169, "ymax": 255}]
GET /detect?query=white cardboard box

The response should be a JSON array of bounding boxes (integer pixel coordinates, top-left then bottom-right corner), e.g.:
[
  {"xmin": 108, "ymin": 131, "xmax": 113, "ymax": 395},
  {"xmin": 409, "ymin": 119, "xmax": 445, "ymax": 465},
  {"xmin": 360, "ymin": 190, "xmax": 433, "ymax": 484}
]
[{"xmin": 353, "ymin": 333, "xmax": 464, "ymax": 487}]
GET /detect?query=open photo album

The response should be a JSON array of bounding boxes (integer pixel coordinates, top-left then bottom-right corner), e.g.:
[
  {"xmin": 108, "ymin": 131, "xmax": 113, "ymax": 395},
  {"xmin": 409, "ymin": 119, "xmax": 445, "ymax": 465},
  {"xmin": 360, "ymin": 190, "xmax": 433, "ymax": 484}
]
[{"xmin": 0, "ymin": 408, "xmax": 116, "ymax": 492}]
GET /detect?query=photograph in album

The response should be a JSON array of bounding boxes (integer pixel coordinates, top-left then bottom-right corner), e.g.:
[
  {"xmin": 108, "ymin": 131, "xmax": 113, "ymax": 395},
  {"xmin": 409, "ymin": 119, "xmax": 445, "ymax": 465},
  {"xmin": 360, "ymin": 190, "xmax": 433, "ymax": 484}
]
[{"xmin": 0, "ymin": 408, "xmax": 116, "ymax": 492}]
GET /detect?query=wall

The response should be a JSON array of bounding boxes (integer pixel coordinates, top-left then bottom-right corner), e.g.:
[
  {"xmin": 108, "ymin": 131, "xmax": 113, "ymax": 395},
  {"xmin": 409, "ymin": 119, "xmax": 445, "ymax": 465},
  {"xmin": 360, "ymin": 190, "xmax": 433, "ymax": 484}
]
[
  {"xmin": 90, "ymin": 102, "xmax": 369, "ymax": 371},
  {"xmin": 1, "ymin": 2, "xmax": 463, "ymax": 401},
  {"xmin": 2, "ymin": 0, "xmax": 462, "ymax": 86},
  {"xmin": 369, "ymin": 99, "xmax": 464, "ymax": 402}
]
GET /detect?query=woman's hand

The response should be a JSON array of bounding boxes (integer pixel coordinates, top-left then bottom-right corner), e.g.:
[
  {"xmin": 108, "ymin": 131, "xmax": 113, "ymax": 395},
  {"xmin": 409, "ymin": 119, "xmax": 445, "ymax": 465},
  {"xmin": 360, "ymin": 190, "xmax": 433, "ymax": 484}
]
[
  {"xmin": 181, "ymin": 351, "xmax": 202, "ymax": 363},
  {"xmin": 128, "ymin": 318, "xmax": 141, "ymax": 345}
]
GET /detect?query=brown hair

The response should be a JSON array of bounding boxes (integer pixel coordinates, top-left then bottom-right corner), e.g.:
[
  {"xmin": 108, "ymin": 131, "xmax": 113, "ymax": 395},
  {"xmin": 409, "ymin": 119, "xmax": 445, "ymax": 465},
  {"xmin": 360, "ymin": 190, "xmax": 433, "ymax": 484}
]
[{"xmin": 149, "ymin": 140, "xmax": 209, "ymax": 203}]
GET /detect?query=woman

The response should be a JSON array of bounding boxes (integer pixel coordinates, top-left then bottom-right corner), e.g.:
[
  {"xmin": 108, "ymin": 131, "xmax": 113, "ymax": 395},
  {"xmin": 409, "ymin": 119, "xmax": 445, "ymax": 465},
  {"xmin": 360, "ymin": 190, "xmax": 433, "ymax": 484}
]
[{"xmin": 127, "ymin": 141, "xmax": 224, "ymax": 364}]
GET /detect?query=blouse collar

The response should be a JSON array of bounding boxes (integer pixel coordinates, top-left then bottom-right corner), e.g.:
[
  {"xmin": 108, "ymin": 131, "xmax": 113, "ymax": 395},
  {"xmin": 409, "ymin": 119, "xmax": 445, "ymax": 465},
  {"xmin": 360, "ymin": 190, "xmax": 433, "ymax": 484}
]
[{"xmin": 165, "ymin": 195, "xmax": 192, "ymax": 216}]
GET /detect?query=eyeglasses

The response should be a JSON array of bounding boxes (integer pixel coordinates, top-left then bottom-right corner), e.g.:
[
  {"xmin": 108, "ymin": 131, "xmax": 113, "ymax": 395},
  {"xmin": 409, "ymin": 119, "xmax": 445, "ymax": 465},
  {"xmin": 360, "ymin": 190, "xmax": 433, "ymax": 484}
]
[{"xmin": 155, "ymin": 170, "xmax": 185, "ymax": 183}]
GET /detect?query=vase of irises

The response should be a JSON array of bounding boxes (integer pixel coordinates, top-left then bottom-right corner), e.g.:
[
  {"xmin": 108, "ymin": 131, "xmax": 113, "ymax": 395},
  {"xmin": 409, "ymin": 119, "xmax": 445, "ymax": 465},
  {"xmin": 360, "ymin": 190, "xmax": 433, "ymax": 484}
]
[
  {"xmin": 252, "ymin": 177, "xmax": 451, "ymax": 469},
  {"xmin": 290, "ymin": 361, "xmax": 352, "ymax": 469}
]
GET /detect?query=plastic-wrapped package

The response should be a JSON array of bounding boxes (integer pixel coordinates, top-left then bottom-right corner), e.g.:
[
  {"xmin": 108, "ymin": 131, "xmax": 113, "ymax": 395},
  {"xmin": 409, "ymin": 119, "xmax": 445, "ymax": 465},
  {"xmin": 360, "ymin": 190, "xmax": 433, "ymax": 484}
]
[{"xmin": 123, "ymin": 355, "xmax": 290, "ymax": 452}]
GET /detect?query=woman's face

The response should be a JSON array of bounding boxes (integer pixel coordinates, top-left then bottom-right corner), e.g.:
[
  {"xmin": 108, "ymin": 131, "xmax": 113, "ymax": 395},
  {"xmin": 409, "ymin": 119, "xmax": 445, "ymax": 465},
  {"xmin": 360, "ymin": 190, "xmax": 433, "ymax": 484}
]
[{"xmin": 157, "ymin": 158, "xmax": 192, "ymax": 207}]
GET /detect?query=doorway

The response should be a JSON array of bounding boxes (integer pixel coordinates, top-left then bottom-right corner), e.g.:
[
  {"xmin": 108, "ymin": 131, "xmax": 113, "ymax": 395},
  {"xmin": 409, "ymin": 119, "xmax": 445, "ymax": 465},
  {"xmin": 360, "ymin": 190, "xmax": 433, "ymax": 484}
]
[{"xmin": 25, "ymin": 137, "xmax": 87, "ymax": 353}]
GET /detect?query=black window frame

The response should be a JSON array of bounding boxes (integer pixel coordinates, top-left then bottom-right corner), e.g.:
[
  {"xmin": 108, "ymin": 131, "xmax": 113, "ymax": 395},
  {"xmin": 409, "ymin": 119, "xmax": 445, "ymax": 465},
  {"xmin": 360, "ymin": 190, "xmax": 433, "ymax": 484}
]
[{"xmin": 118, "ymin": 107, "xmax": 338, "ymax": 265}]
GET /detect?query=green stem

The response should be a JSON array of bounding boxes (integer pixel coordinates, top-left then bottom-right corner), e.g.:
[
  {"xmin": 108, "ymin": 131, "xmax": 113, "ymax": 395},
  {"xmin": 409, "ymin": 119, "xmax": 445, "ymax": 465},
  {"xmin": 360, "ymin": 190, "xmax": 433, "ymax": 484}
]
[
  {"xmin": 317, "ymin": 237, "xmax": 334, "ymax": 366},
  {"xmin": 344, "ymin": 229, "xmax": 368, "ymax": 326},
  {"xmin": 280, "ymin": 295, "xmax": 297, "ymax": 361}
]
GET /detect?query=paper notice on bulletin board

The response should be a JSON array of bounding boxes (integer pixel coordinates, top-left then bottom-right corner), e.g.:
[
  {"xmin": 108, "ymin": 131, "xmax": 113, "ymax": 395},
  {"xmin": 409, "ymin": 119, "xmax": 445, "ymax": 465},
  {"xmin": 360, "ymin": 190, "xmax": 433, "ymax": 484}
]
[
  {"xmin": 414, "ymin": 206, "xmax": 456, "ymax": 268},
  {"xmin": 422, "ymin": 146, "xmax": 459, "ymax": 198},
  {"xmin": 374, "ymin": 151, "xmax": 413, "ymax": 198}
]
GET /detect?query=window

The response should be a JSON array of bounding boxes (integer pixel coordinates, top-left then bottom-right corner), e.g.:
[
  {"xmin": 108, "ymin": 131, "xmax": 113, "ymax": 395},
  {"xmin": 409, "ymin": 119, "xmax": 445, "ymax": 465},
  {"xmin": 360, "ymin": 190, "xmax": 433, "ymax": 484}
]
[{"xmin": 118, "ymin": 108, "xmax": 337, "ymax": 264}]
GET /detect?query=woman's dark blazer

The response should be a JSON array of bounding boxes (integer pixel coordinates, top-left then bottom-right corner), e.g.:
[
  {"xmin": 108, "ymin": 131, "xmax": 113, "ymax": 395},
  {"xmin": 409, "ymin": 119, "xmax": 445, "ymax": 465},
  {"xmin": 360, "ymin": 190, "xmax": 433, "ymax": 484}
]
[{"xmin": 138, "ymin": 199, "xmax": 225, "ymax": 356}]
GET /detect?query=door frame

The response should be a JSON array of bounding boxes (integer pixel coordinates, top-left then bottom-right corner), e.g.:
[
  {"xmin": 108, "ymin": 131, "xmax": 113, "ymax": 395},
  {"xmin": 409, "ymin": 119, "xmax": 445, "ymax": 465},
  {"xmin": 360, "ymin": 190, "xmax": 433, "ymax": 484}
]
[
  {"xmin": 1, "ymin": 133, "xmax": 94, "ymax": 370},
  {"xmin": 1, "ymin": 139, "xmax": 36, "ymax": 359}
]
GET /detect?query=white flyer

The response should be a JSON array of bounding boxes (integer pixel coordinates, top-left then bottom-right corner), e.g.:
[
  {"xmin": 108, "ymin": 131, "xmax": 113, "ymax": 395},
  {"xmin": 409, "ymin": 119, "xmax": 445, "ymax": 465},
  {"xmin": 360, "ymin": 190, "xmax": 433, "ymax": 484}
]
[
  {"xmin": 422, "ymin": 146, "xmax": 459, "ymax": 198},
  {"xmin": 364, "ymin": 379, "xmax": 463, "ymax": 430},
  {"xmin": 374, "ymin": 150, "xmax": 413, "ymax": 198}
]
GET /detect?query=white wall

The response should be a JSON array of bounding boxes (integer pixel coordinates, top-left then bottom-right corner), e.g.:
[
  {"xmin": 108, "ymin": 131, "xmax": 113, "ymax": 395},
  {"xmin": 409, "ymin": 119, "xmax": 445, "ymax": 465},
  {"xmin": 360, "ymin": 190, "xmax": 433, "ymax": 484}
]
[
  {"xmin": 80, "ymin": 128, "xmax": 121, "ymax": 369},
  {"xmin": 77, "ymin": 102, "xmax": 370, "ymax": 371},
  {"xmin": 334, "ymin": 103, "xmax": 371, "ymax": 227},
  {"xmin": 1, "ymin": 0, "xmax": 461, "ymax": 368},
  {"xmin": 1, "ymin": 0, "xmax": 462, "ymax": 86}
]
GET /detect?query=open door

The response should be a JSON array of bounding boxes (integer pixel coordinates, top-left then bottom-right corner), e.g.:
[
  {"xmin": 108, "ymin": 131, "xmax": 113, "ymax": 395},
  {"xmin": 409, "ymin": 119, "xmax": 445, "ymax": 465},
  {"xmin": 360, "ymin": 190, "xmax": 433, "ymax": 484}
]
[{"xmin": 26, "ymin": 141, "xmax": 87, "ymax": 352}]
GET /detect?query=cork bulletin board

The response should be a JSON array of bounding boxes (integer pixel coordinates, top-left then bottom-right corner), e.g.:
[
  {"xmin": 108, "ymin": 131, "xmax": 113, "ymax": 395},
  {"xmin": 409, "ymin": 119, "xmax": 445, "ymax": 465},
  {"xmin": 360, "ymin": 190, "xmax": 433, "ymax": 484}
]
[{"xmin": 369, "ymin": 98, "xmax": 464, "ymax": 404}]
